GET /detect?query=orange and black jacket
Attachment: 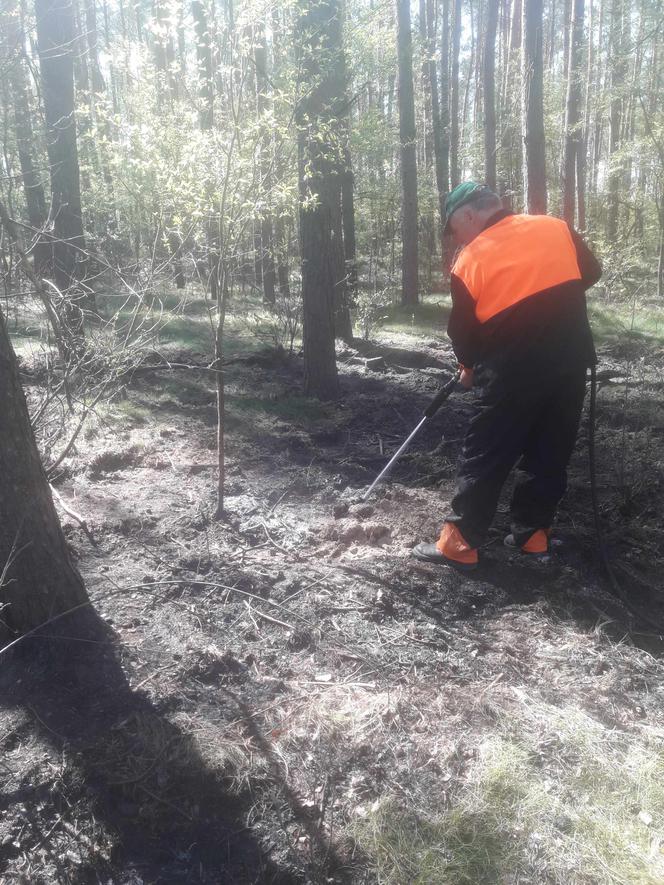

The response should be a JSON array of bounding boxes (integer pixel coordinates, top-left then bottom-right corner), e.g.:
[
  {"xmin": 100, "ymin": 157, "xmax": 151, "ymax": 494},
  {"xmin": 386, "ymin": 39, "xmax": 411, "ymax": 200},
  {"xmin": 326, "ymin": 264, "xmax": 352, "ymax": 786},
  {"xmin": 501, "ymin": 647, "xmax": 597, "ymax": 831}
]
[{"xmin": 448, "ymin": 210, "xmax": 600, "ymax": 378}]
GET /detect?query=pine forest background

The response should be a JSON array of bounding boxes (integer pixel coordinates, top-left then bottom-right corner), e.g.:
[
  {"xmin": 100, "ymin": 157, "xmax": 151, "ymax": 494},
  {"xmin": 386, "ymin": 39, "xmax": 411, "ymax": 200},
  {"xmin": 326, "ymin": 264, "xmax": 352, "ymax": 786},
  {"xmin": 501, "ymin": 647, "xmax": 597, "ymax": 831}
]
[{"xmin": 1, "ymin": 0, "xmax": 663, "ymax": 384}]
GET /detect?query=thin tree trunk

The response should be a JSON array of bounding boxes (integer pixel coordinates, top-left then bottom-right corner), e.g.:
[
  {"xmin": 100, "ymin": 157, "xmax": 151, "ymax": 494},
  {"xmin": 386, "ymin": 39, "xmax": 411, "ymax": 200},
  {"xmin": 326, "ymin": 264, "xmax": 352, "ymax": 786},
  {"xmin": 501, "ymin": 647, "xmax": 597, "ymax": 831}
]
[
  {"xmin": 341, "ymin": 141, "xmax": 357, "ymax": 315},
  {"xmin": 450, "ymin": 0, "xmax": 462, "ymax": 187},
  {"xmin": 522, "ymin": 0, "xmax": 547, "ymax": 213},
  {"xmin": 562, "ymin": 0, "xmax": 585, "ymax": 225},
  {"xmin": 580, "ymin": 0, "xmax": 594, "ymax": 229},
  {"xmin": 271, "ymin": 5, "xmax": 291, "ymax": 298},
  {"xmin": 332, "ymin": 5, "xmax": 353, "ymax": 341},
  {"xmin": 590, "ymin": 0, "xmax": 604, "ymax": 197},
  {"xmin": 483, "ymin": 0, "xmax": 499, "ymax": 190},
  {"xmin": 658, "ymin": 204, "xmax": 664, "ymax": 301},
  {"xmin": 606, "ymin": 0, "xmax": 623, "ymax": 241},
  {"xmin": 396, "ymin": 0, "xmax": 419, "ymax": 304},
  {"xmin": 4, "ymin": 10, "xmax": 49, "ymax": 273},
  {"xmin": 429, "ymin": 0, "xmax": 449, "ymax": 228},
  {"xmin": 192, "ymin": 0, "xmax": 214, "ymax": 130},
  {"xmin": 35, "ymin": 0, "xmax": 90, "ymax": 335},
  {"xmin": 254, "ymin": 22, "xmax": 276, "ymax": 306}
]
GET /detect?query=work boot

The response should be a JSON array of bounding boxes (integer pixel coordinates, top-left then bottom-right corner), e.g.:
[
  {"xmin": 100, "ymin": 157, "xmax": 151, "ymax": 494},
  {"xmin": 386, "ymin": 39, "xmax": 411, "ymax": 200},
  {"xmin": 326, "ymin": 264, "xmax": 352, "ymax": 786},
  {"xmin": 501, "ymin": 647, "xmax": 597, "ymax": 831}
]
[
  {"xmin": 412, "ymin": 522, "xmax": 478, "ymax": 572},
  {"xmin": 504, "ymin": 529, "xmax": 551, "ymax": 556}
]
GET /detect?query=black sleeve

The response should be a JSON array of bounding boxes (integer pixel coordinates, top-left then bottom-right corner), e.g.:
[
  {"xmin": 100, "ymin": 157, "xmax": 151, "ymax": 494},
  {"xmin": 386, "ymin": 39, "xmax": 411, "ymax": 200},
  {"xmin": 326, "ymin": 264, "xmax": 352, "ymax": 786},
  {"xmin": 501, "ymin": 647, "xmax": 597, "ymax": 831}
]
[
  {"xmin": 568, "ymin": 225, "xmax": 602, "ymax": 289},
  {"xmin": 447, "ymin": 273, "xmax": 481, "ymax": 368}
]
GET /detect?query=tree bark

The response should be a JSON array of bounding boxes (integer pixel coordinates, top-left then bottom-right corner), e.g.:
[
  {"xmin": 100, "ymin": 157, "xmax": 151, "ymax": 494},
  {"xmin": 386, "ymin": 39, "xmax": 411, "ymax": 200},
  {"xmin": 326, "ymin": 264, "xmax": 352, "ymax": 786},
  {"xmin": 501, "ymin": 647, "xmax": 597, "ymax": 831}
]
[
  {"xmin": 396, "ymin": 0, "xmax": 419, "ymax": 305},
  {"xmin": 152, "ymin": 0, "xmax": 177, "ymax": 107},
  {"xmin": 0, "ymin": 306, "xmax": 88, "ymax": 641},
  {"xmin": 271, "ymin": 5, "xmax": 291, "ymax": 299},
  {"xmin": 192, "ymin": 0, "xmax": 214, "ymax": 130},
  {"xmin": 522, "ymin": 0, "xmax": 547, "ymax": 213},
  {"xmin": 254, "ymin": 22, "xmax": 277, "ymax": 306},
  {"xmin": 483, "ymin": 0, "xmax": 499, "ymax": 190},
  {"xmin": 35, "ymin": 0, "xmax": 89, "ymax": 321},
  {"xmin": 450, "ymin": 0, "xmax": 462, "ymax": 188},
  {"xmin": 297, "ymin": 0, "xmax": 342, "ymax": 399},
  {"xmin": 606, "ymin": 0, "xmax": 624, "ymax": 242},
  {"xmin": 429, "ymin": 0, "xmax": 449, "ymax": 229},
  {"xmin": 341, "ymin": 141, "xmax": 357, "ymax": 312},
  {"xmin": 658, "ymin": 203, "xmax": 664, "ymax": 301},
  {"xmin": 562, "ymin": 0, "xmax": 585, "ymax": 225},
  {"xmin": 4, "ymin": 7, "xmax": 49, "ymax": 273}
]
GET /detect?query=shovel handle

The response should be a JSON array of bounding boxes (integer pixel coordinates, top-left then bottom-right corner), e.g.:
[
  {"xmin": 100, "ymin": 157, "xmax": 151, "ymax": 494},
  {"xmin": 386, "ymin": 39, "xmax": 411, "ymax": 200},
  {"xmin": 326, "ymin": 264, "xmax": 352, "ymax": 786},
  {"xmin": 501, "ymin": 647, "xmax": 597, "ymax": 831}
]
[{"xmin": 423, "ymin": 371, "xmax": 461, "ymax": 418}]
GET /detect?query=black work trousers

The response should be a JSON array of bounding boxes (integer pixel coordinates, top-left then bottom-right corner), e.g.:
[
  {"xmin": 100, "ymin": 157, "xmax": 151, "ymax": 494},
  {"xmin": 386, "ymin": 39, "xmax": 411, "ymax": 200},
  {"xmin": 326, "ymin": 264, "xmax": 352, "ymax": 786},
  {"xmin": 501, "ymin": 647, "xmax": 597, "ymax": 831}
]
[{"xmin": 448, "ymin": 368, "xmax": 587, "ymax": 548}]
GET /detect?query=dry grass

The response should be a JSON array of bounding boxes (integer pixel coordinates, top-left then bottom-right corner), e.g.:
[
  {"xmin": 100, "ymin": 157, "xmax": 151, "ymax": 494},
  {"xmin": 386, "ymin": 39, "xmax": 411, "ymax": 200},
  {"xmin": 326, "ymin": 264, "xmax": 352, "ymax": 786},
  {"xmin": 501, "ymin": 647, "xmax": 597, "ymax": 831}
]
[{"xmin": 350, "ymin": 689, "xmax": 664, "ymax": 884}]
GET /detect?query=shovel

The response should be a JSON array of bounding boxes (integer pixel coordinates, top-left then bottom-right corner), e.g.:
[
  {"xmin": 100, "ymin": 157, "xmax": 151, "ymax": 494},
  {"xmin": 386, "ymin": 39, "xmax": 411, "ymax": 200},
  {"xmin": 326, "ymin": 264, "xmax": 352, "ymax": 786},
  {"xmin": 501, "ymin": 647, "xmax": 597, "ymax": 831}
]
[{"xmin": 362, "ymin": 371, "xmax": 461, "ymax": 501}]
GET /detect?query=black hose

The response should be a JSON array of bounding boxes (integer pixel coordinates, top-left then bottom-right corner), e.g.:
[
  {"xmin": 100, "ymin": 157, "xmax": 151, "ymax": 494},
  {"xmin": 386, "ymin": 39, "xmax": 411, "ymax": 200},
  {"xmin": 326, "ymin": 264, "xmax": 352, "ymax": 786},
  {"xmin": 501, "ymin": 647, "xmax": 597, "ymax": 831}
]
[{"xmin": 423, "ymin": 371, "xmax": 461, "ymax": 418}]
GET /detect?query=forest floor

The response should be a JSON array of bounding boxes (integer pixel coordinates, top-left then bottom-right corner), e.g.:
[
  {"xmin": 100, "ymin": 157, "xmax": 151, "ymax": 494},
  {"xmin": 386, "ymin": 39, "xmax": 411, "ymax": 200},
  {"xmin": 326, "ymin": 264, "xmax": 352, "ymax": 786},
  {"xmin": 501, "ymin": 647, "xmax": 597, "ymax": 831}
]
[{"xmin": 2, "ymin": 293, "xmax": 664, "ymax": 884}]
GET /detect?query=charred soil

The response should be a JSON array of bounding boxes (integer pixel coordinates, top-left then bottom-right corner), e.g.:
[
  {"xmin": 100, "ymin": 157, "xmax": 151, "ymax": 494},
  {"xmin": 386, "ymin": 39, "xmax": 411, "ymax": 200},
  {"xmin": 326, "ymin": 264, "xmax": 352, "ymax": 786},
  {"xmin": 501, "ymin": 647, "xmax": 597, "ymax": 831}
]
[{"xmin": 2, "ymin": 315, "xmax": 664, "ymax": 884}]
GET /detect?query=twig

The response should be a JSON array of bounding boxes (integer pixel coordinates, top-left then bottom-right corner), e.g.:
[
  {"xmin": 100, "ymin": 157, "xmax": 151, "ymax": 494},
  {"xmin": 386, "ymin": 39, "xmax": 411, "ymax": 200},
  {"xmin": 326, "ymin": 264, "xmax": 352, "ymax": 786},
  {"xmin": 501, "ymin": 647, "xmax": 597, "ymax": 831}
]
[
  {"xmin": 50, "ymin": 485, "xmax": 97, "ymax": 546},
  {"xmin": 138, "ymin": 785, "xmax": 193, "ymax": 821},
  {"xmin": 243, "ymin": 601, "xmax": 261, "ymax": 634},
  {"xmin": 47, "ymin": 386, "xmax": 107, "ymax": 475},
  {"xmin": 0, "ymin": 527, "xmax": 31, "ymax": 590},
  {"xmin": 243, "ymin": 600, "xmax": 293, "ymax": 630},
  {"xmin": 292, "ymin": 680, "xmax": 377, "ymax": 689},
  {"xmin": 259, "ymin": 520, "xmax": 299, "ymax": 559}
]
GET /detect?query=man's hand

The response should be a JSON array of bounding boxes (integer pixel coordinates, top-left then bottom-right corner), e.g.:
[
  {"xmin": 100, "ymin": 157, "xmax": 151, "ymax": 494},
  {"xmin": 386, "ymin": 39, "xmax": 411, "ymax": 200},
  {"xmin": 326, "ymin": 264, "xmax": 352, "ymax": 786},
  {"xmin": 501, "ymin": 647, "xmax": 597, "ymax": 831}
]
[{"xmin": 460, "ymin": 367, "xmax": 474, "ymax": 389}]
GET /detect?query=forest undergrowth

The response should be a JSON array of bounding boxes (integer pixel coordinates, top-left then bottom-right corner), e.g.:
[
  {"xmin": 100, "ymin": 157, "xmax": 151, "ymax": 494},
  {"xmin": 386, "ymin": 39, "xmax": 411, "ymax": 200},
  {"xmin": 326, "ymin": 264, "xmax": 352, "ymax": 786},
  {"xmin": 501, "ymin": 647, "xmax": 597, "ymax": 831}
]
[{"xmin": 1, "ymin": 291, "xmax": 664, "ymax": 884}]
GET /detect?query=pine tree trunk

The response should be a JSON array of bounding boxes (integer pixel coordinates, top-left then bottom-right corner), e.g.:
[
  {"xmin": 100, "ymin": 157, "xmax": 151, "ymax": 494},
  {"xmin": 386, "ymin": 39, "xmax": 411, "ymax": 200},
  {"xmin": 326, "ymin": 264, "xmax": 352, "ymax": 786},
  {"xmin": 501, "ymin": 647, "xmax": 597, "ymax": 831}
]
[
  {"xmin": 342, "ymin": 142, "xmax": 357, "ymax": 312},
  {"xmin": 0, "ymin": 307, "xmax": 88, "ymax": 641},
  {"xmin": 192, "ymin": 0, "xmax": 214, "ymax": 130},
  {"xmin": 606, "ymin": 0, "xmax": 623, "ymax": 242},
  {"xmin": 332, "ymin": 10, "xmax": 353, "ymax": 342},
  {"xmin": 590, "ymin": 0, "xmax": 604, "ymax": 198},
  {"xmin": 522, "ymin": 0, "xmax": 547, "ymax": 213},
  {"xmin": 271, "ymin": 5, "xmax": 291, "ymax": 298},
  {"xmin": 254, "ymin": 23, "xmax": 277, "ymax": 306},
  {"xmin": 396, "ymin": 0, "xmax": 419, "ymax": 305},
  {"xmin": 503, "ymin": 0, "xmax": 523, "ymax": 197},
  {"xmin": 299, "ymin": 131, "xmax": 341, "ymax": 398},
  {"xmin": 483, "ymin": 0, "xmax": 499, "ymax": 190},
  {"xmin": 579, "ymin": 0, "xmax": 593, "ymax": 229},
  {"xmin": 297, "ymin": 0, "xmax": 342, "ymax": 399},
  {"xmin": 429, "ymin": 0, "xmax": 449, "ymax": 228},
  {"xmin": 450, "ymin": 0, "xmax": 462, "ymax": 187},
  {"xmin": 562, "ymin": 0, "xmax": 585, "ymax": 225},
  {"xmin": 4, "ymin": 9, "xmax": 49, "ymax": 274},
  {"xmin": 658, "ymin": 203, "xmax": 664, "ymax": 301},
  {"xmin": 35, "ymin": 0, "xmax": 89, "ymax": 327}
]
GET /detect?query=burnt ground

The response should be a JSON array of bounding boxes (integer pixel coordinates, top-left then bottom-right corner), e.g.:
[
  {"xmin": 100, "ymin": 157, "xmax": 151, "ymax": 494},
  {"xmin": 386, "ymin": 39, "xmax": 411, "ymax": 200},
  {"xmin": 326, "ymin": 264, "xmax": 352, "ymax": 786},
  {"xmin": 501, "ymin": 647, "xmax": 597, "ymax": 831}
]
[{"xmin": 2, "ymin": 310, "xmax": 664, "ymax": 884}]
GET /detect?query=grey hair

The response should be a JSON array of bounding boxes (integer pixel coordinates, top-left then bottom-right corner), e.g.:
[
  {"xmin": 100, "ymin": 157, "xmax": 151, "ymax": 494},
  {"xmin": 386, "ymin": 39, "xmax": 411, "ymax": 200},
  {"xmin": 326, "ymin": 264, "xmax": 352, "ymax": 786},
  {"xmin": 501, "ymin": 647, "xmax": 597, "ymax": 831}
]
[{"xmin": 470, "ymin": 190, "xmax": 503, "ymax": 213}]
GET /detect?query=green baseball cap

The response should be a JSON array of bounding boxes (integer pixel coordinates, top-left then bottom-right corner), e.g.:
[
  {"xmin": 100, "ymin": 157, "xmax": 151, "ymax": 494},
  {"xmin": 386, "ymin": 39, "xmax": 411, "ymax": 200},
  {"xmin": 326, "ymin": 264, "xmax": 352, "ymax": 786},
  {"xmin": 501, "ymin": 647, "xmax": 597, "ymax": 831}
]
[{"xmin": 443, "ymin": 182, "xmax": 494, "ymax": 234}]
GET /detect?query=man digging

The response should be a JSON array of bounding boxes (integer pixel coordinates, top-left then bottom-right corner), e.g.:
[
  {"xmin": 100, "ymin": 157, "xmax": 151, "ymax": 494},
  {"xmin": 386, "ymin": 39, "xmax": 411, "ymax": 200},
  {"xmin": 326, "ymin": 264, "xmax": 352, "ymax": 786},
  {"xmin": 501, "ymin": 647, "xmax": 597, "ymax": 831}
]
[{"xmin": 412, "ymin": 182, "xmax": 602, "ymax": 571}]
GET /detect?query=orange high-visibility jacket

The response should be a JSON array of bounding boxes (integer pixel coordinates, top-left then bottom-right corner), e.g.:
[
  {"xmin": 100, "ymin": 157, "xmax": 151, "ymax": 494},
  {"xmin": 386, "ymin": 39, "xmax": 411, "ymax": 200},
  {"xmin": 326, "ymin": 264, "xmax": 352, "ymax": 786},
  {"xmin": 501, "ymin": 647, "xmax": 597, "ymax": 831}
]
[{"xmin": 447, "ymin": 211, "xmax": 600, "ymax": 374}]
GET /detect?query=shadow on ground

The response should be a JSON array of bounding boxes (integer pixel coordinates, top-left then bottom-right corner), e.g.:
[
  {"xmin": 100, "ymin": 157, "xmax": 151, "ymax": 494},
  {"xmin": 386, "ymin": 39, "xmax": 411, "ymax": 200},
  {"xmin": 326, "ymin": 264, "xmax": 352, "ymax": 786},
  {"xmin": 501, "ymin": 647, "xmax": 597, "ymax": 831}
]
[{"xmin": 0, "ymin": 611, "xmax": 353, "ymax": 883}]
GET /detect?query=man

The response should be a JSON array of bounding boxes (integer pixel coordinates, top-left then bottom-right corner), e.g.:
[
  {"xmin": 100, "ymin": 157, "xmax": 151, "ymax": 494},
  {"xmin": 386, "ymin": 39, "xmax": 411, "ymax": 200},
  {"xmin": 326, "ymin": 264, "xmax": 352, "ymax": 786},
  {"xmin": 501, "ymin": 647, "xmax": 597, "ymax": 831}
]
[{"xmin": 413, "ymin": 182, "xmax": 601, "ymax": 570}]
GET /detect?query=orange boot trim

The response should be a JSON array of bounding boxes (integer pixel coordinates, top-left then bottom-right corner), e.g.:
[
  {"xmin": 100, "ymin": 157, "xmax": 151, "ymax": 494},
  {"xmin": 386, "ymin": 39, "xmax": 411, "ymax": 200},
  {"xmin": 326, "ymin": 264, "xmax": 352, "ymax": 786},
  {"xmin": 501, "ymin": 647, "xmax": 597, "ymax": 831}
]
[
  {"xmin": 521, "ymin": 529, "xmax": 550, "ymax": 554},
  {"xmin": 436, "ymin": 522, "xmax": 479, "ymax": 565}
]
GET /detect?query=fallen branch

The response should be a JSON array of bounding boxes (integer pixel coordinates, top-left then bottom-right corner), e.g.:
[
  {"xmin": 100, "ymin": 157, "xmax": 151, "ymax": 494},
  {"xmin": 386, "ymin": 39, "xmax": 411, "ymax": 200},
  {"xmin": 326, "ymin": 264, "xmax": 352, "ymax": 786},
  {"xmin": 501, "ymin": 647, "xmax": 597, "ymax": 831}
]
[{"xmin": 50, "ymin": 485, "xmax": 97, "ymax": 546}]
